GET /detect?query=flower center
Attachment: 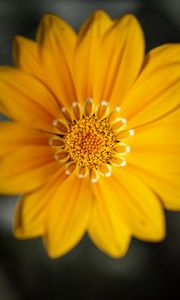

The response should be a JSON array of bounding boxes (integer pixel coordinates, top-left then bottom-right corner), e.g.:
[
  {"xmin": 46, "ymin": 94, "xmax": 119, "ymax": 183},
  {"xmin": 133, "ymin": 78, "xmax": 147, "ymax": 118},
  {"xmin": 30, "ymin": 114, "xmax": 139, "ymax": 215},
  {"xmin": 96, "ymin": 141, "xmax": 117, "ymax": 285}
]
[
  {"xmin": 50, "ymin": 98, "xmax": 134, "ymax": 182},
  {"xmin": 64, "ymin": 115, "xmax": 116, "ymax": 169}
]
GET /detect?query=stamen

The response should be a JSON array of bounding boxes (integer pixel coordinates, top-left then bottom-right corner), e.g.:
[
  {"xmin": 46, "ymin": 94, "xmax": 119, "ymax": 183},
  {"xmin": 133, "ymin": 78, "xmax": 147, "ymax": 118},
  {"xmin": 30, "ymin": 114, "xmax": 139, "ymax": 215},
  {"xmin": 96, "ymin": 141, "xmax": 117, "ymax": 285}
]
[
  {"xmin": 85, "ymin": 98, "xmax": 93, "ymax": 116},
  {"xmin": 78, "ymin": 166, "xmax": 88, "ymax": 178},
  {"xmin": 61, "ymin": 107, "xmax": 72, "ymax": 123},
  {"xmin": 52, "ymin": 119, "xmax": 68, "ymax": 133},
  {"xmin": 99, "ymin": 164, "xmax": 112, "ymax": 177},
  {"xmin": 116, "ymin": 128, "xmax": 135, "ymax": 140},
  {"xmin": 65, "ymin": 162, "xmax": 76, "ymax": 175},
  {"xmin": 72, "ymin": 102, "xmax": 81, "ymax": 120},
  {"xmin": 54, "ymin": 151, "xmax": 69, "ymax": 161},
  {"xmin": 129, "ymin": 129, "xmax": 135, "ymax": 136},
  {"xmin": 111, "ymin": 156, "xmax": 127, "ymax": 167},
  {"xmin": 115, "ymin": 143, "xmax": 131, "ymax": 154},
  {"xmin": 115, "ymin": 106, "xmax": 121, "ymax": 112},
  {"xmin": 97, "ymin": 101, "xmax": 109, "ymax": 119},
  {"xmin": 49, "ymin": 137, "xmax": 64, "ymax": 147},
  {"xmin": 126, "ymin": 146, "xmax": 131, "ymax": 153},
  {"xmin": 108, "ymin": 106, "xmax": 121, "ymax": 123},
  {"xmin": 90, "ymin": 169, "xmax": 99, "ymax": 183},
  {"xmin": 101, "ymin": 101, "xmax": 109, "ymax": 106},
  {"xmin": 64, "ymin": 115, "xmax": 116, "ymax": 169},
  {"xmin": 120, "ymin": 160, "xmax": 127, "ymax": 167},
  {"xmin": 111, "ymin": 118, "xmax": 127, "ymax": 131},
  {"xmin": 50, "ymin": 98, "xmax": 133, "ymax": 181}
]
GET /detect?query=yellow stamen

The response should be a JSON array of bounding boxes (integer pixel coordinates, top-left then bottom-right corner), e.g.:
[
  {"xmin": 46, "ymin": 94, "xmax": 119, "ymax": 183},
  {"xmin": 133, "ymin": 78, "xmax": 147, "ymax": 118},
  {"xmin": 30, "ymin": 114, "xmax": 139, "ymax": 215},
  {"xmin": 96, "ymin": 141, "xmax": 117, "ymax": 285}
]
[
  {"xmin": 72, "ymin": 102, "xmax": 81, "ymax": 120},
  {"xmin": 52, "ymin": 119, "xmax": 68, "ymax": 133},
  {"xmin": 65, "ymin": 162, "xmax": 76, "ymax": 175},
  {"xmin": 51, "ymin": 98, "xmax": 133, "ymax": 182},
  {"xmin": 115, "ymin": 143, "xmax": 131, "ymax": 154},
  {"xmin": 54, "ymin": 151, "xmax": 68, "ymax": 161},
  {"xmin": 108, "ymin": 106, "xmax": 121, "ymax": 123},
  {"xmin": 97, "ymin": 101, "xmax": 109, "ymax": 119},
  {"xmin": 78, "ymin": 166, "xmax": 88, "ymax": 178},
  {"xmin": 61, "ymin": 107, "xmax": 72, "ymax": 123},
  {"xmin": 116, "ymin": 128, "xmax": 135, "ymax": 140},
  {"xmin": 99, "ymin": 164, "xmax": 112, "ymax": 177},
  {"xmin": 64, "ymin": 115, "xmax": 116, "ymax": 169},
  {"xmin": 49, "ymin": 137, "xmax": 65, "ymax": 147},
  {"xmin": 85, "ymin": 98, "xmax": 93, "ymax": 116},
  {"xmin": 111, "ymin": 156, "xmax": 127, "ymax": 167},
  {"xmin": 111, "ymin": 118, "xmax": 127, "ymax": 131},
  {"xmin": 90, "ymin": 169, "xmax": 99, "ymax": 183}
]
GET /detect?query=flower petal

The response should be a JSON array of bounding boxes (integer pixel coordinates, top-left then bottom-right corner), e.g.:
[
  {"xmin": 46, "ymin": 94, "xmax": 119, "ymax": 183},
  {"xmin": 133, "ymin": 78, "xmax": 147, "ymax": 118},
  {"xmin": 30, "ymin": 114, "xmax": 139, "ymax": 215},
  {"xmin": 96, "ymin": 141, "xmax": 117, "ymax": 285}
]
[
  {"xmin": 100, "ymin": 14, "xmax": 144, "ymax": 105},
  {"xmin": 126, "ymin": 166, "xmax": 180, "ymax": 211},
  {"xmin": 13, "ymin": 36, "xmax": 44, "ymax": 78},
  {"xmin": 44, "ymin": 175, "xmax": 92, "ymax": 258},
  {"xmin": 128, "ymin": 146, "xmax": 180, "ymax": 173},
  {"xmin": 92, "ymin": 168, "xmax": 165, "ymax": 242},
  {"xmin": 114, "ymin": 168, "xmax": 165, "ymax": 241},
  {"xmin": 75, "ymin": 10, "xmax": 113, "ymax": 103},
  {"xmin": 15, "ymin": 189, "xmax": 45, "ymax": 238},
  {"xmin": 0, "ymin": 145, "xmax": 59, "ymax": 194},
  {"xmin": 126, "ymin": 108, "xmax": 180, "ymax": 210},
  {"xmin": 36, "ymin": 14, "xmax": 77, "ymax": 107},
  {"xmin": 122, "ymin": 44, "xmax": 180, "ymax": 128},
  {"xmin": 88, "ymin": 182, "xmax": 131, "ymax": 258},
  {"xmin": 14, "ymin": 168, "xmax": 67, "ymax": 238},
  {"xmin": 0, "ymin": 122, "xmax": 51, "ymax": 157},
  {"xmin": 127, "ymin": 110, "xmax": 180, "ymax": 172},
  {"xmin": 0, "ymin": 67, "xmax": 60, "ymax": 131}
]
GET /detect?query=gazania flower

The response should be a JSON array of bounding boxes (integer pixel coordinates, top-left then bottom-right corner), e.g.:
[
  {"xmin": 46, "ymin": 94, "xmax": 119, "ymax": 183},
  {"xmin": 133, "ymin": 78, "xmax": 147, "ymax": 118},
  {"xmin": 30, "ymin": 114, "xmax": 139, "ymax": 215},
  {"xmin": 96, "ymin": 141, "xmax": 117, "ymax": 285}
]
[{"xmin": 0, "ymin": 11, "xmax": 180, "ymax": 258}]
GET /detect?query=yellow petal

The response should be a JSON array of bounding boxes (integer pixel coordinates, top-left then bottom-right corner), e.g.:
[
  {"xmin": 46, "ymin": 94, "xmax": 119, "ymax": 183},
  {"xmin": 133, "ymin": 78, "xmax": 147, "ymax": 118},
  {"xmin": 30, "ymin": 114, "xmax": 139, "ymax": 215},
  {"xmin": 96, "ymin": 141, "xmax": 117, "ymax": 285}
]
[
  {"xmin": 0, "ymin": 67, "xmax": 60, "ymax": 131},
  {"xmin": 127, "ymin": 164, "xmax": 180, "ymax": 211},
  {"xmin": 120, "ymin": 105, "xmax": 180, "ymax": 211},
  {"xmin": 36, "ymin": 14, "xmax": 77, "ymax": 107},
  {"xmin": 75, "ymin": 10, "xmax": 113, "ymax": 103},
  {"xmin": 0, "ymin": 122, "xmax": 51, "ymax": 157},
  {"xmin": 152, "ymin": 105, "xmax": 180, "ymax": 126},
  {"xmin": 130, "ymin": 112, "xmax": 180, "ymax": 146},
  {"xmin": 143, "ymin": 44, "xmax": 180, "ymax": 73},
  {"xmin": 88, "ymin": 182, "xmax": 131, "ymax": 258},
  {"xmin": 128, "ymin": 129, "xmax": 180, "ymax": 172},
  {"xmin": 94, "ymin": 168, "xmax": 165, "ymax": 242},
  {"xmin": 44, "ymin": 175, "xmax": 92, "ymax": 258},
  {"xmin": 122, "ymin": 44, "xmax": 180, "ymax": 128},
  {"xmin": 14, "ymin": 189, "xmax": 45, "ymax": 238},
  {"xmin": 115, "ymin": 168, "xmax": 165, "ymax": 241},
  {"xmin": 14, "ymin": 168, "xmax": 67, "ymax": 238},
  {"xmin": 128, "ymin": 152, "xmax": 180, "ymax": 174},
  {"xmin": 0, "ymin": 145, "xmax": 59, "ymax": 194},
  {"xmin": 127, "ymin": 107, "xmax": 180, "ymax": 171},
  {"xmin": 13, "ymin": 36, "xmax": 44, "ymax": 79},
  {"xmin": 100, "ymin": 14, "xmax": 144, "ymax": 105}
]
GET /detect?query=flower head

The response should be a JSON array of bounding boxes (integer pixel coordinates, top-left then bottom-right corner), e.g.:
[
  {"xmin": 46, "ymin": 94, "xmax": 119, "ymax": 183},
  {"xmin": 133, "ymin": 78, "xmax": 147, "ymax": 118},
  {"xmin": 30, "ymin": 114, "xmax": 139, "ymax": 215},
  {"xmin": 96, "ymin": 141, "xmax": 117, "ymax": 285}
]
[
  {"xmin": 51, "ymin": 99, "xmax": 132, "ymax": 181},
  {"xmin": 0, "ymin": 11, "xmax": 179, "ymax": 258}
]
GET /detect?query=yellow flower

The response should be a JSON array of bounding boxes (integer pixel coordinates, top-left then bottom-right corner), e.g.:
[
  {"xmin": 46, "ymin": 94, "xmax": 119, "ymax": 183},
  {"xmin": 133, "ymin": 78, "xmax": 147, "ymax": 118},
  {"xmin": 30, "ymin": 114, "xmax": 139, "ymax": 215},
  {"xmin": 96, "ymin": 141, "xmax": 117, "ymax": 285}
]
[{"xmin": 0, "ymin": 11, "xmax": 180, "ymax": 258}]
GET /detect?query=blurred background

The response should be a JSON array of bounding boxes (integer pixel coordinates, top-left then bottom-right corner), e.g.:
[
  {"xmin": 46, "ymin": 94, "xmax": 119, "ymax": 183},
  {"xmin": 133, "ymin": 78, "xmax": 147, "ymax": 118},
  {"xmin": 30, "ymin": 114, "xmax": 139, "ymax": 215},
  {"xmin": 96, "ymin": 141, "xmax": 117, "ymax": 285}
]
[{"xmin": 0, "ymin": 0, "xmax": 180, "ymax": 299}]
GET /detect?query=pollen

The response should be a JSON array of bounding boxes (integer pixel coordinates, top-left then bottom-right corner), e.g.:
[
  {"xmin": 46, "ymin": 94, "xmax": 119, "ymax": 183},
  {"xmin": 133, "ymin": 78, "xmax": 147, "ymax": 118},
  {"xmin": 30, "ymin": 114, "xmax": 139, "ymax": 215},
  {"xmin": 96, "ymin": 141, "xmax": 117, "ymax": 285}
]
[
  {"xmin": 64, "ymin": 115, "xmax": 116, "ymax": 169},
  {"xmin": 50, "ymin": 99, "xmax": 134, "ymax": 182}
]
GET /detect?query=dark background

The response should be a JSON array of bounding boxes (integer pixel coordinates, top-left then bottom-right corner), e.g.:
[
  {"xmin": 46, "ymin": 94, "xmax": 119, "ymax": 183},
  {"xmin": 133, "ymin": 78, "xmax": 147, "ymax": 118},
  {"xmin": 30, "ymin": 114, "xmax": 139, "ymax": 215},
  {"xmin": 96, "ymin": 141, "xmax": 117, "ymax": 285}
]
[{"xmin": 0, "ymin": 0, "xmax": 180, "ymax": 299}]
